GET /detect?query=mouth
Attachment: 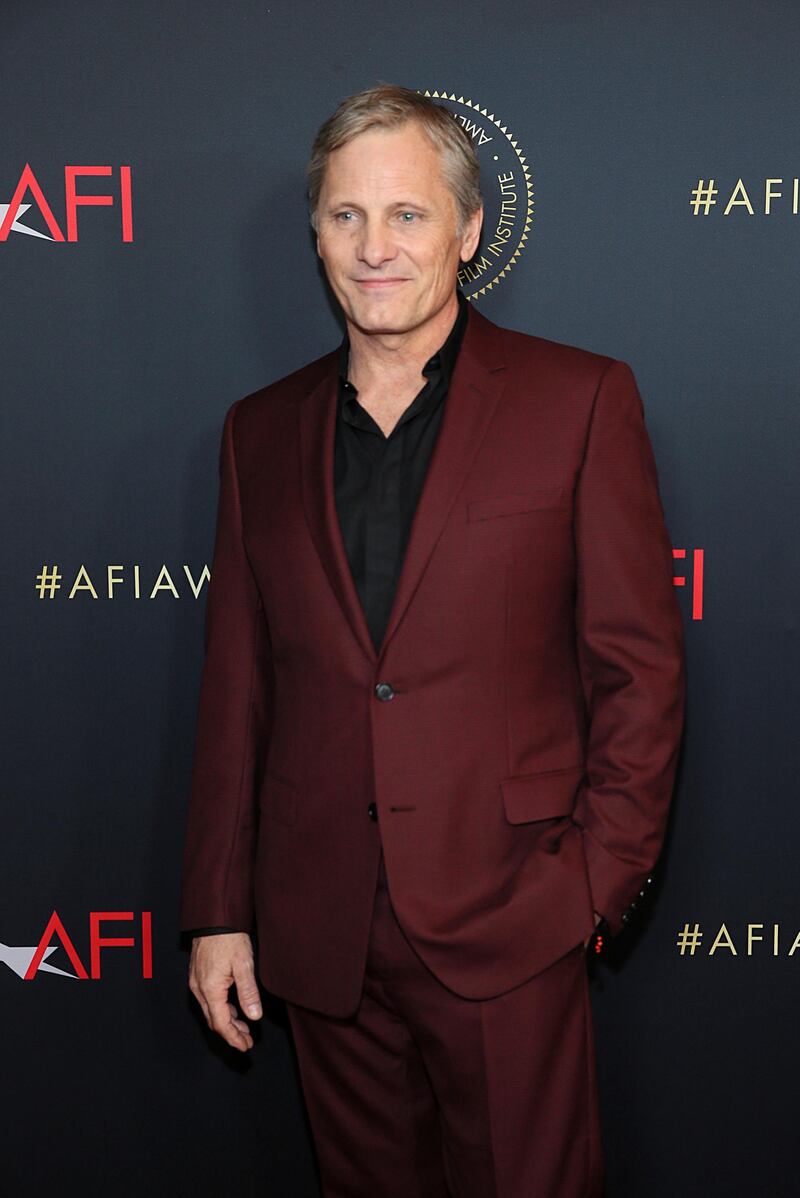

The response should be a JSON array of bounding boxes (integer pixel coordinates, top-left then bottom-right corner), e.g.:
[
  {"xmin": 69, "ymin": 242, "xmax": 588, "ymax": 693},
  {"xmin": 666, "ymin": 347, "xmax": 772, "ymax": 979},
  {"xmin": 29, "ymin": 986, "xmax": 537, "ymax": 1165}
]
[{"xmin": 353, "ymin": 278, "xmax": 409, "ymax": 290}]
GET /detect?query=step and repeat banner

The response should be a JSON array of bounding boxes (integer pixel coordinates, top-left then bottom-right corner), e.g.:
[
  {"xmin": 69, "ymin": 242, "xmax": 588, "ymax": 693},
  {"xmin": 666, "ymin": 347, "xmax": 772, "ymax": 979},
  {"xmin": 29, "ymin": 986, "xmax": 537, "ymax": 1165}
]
[{"xmin": 3, "ymin": 2, "xmax": 797, "ymax": 1194}]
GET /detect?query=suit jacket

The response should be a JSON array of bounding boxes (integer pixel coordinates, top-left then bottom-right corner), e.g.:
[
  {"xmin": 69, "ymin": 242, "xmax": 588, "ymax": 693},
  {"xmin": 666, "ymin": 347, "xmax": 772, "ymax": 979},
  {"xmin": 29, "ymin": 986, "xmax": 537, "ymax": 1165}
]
[{"xmin": 179, "ymin": 300, "xmax": 686, "ymax": 1018}]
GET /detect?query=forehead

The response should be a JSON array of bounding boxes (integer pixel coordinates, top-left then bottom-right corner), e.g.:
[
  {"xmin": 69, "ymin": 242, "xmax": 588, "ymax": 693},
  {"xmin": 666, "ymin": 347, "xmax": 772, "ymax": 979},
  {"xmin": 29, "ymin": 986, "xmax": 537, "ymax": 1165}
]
[{"xmin": 321, "ymin": 123, "xmax": 451, "ymax": 202}]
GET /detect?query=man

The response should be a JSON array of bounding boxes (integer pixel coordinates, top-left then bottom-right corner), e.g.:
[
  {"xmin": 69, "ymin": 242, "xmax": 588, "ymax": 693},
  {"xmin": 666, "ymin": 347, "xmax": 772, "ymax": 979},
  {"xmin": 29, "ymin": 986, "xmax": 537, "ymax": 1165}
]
[{"xmin": 180, "ymin": 84, "xmax": 686, "ymax": 1197}]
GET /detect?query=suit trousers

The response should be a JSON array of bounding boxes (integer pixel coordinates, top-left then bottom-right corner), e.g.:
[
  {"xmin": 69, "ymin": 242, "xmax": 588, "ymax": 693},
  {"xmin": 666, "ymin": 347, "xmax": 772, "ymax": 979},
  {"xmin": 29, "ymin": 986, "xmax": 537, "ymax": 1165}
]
[{"xmin": 284, "ymin": 848, "xmax": 604, "ymax": 1198}]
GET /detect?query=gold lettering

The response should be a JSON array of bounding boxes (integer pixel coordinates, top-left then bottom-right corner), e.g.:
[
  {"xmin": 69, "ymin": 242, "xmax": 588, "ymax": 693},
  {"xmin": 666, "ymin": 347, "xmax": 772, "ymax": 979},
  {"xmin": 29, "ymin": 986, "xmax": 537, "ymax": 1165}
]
[
  {"xmin": 149, "ymin": 565, "xmax": 180, "ymax": 599},
  {"xmin": 183, "ymin": 564, "xmax": 211, "ymax": 599},
  {"xmin": 457, "ymin": 255, "xmax": 493, "ymax": 283},
  {"xmin": 708, "ymin": 922, "xmax": 737, "ymax": 955},
  {"xmin": 747, "ymin": 923, "xmax": 764, "ymax": 954},
  {"xmin": 764, "ymin": 178, "xmax": 782, "ymax": 214},
  {"xmin": 723, "ymin": 178, "xmax": 754, "ymax": 216},
  {"xmin": 68, "ymin": 565, "xmax": 99, "ymax": 600},
  {"xmin": 107, "ymin": 565, "xmax": 124, "ymax": 599}
]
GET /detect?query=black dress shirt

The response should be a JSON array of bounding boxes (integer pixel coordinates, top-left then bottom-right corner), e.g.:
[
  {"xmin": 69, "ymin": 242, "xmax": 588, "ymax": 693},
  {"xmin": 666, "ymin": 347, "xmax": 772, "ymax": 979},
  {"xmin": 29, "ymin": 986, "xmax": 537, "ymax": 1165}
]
[
  {"xmin": 189, "ymin": 290, "xmax": 469, "ymax": 938},
  {"xmin": 334, "ymin": 287, "xmax": 468, "ymax": 655}
]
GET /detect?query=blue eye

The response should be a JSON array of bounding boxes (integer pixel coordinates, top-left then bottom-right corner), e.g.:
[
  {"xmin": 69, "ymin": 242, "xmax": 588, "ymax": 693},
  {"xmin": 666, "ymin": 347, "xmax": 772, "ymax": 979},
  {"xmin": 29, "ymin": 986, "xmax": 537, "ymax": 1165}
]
[{"xmin": 399, "ymin": 212, "xmax": 417, "ymax": 222}]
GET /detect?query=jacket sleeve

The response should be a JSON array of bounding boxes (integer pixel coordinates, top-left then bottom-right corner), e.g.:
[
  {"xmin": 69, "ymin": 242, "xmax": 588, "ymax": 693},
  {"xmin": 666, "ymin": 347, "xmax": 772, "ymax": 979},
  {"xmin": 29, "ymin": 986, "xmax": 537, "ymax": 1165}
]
[
  {"xmin": 179, "ymin": 398, "xmax": 273, "ymax": 935},
  {"xmin": 571, "ymin": 359, "xmax": 686, "ymax": 938}
]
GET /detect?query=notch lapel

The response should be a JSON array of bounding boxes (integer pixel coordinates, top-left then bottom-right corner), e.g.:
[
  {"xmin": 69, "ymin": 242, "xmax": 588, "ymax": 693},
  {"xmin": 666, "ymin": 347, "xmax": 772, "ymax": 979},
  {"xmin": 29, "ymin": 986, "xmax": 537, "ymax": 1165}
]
[
  {"xmin": 299, "ymin": 359, "xmax": 377, "ymax": 663},
  {"xmin": 299, "ymin": 302, "xmax": 508, "ymax": 666}
]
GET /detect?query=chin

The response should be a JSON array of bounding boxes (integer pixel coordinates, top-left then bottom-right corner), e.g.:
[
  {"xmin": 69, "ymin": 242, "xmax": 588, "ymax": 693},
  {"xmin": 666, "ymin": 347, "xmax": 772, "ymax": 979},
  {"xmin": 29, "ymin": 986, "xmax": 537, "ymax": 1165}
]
[
  {"xmin": 347, "ymin": 295, "xmax": 428, "ymax": 337},
  {"xmin": 348, "ymin": 303, "xmax": 417, "ymax": 336}
]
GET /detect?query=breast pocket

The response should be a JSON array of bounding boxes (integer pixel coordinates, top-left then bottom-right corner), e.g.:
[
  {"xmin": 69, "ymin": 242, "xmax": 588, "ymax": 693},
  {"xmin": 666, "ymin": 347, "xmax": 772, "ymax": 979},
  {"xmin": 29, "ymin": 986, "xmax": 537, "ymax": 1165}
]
[{"xmin": 466, "ymin": 486, "xmax": 565, "ymax": 523}]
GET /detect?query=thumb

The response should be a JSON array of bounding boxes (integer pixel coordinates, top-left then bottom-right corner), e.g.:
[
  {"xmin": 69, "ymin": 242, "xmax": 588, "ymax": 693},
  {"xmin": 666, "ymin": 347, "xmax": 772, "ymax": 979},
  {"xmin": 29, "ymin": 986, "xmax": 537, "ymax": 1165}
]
[{"xmin": 233, "ymin": 959, "xmax": 263, "ymax": 1019}]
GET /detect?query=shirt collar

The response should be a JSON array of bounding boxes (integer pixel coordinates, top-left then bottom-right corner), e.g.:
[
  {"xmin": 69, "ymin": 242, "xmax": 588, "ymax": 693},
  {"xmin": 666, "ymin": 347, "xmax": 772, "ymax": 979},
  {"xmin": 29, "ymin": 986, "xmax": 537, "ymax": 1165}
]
[{"xmin": 337, "ymin": 288, "xmax": 469, "ymax": 398}]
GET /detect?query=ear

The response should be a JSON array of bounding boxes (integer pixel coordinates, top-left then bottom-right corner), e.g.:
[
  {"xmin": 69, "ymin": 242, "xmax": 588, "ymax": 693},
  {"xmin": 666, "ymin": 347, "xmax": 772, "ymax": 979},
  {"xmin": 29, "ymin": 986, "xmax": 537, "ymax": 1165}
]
[{"xmin": 459, "ymin": 204, "xmax": 483, "ymax": 263}]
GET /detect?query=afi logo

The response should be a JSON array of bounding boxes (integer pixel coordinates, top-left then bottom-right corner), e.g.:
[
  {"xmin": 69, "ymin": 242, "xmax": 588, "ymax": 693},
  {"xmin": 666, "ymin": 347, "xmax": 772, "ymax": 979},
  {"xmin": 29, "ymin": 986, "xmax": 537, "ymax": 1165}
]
[
  {"xmin": 1, "ymin": 911, "xmax": 152, "ymax": 979},
  {"xmin": 0, "ymin": 164, "xmax": 134, "ymax": 241},
  {"xmin": 673, "ymin": 547, "xmax": 704, "ymax": 620}
]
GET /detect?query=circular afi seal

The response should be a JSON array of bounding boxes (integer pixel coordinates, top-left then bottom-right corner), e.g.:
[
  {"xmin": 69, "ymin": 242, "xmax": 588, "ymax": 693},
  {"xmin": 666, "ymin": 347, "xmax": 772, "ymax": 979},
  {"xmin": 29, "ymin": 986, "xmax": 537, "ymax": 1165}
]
[{"xmin": 418, "ymin": 89, "xmax": 534, "ymax": 300}]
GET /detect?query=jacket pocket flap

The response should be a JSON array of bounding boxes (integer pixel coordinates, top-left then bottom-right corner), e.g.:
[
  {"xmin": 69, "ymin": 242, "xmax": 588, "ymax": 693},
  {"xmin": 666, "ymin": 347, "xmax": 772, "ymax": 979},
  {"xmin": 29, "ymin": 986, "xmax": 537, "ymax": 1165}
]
[
  {"xmin": 500, "ymin": 765, "xmax": 585, "ymax": 824},
  {"xmin": 258, "ymin": 771, "xmax": 298, "ymax": 826},
  {"xmin": 467, "ymin": 487, "xmax": 564, "ymax": 522}
]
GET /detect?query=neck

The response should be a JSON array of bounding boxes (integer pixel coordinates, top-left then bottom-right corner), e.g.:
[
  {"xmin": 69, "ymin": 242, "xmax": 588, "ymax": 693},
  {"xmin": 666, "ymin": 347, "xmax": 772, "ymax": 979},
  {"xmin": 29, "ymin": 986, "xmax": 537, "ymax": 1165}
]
[{"xmin": 345, "ymin": 292, "xmax": 459, "ymax": 393}]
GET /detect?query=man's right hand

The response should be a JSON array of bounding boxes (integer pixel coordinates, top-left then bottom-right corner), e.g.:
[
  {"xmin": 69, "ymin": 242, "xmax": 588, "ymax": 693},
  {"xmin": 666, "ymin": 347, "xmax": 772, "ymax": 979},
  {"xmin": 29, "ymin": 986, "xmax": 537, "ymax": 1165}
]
[{"xmin": 188, "ymin": 932, "xmax": 262, "ymax": 1052}]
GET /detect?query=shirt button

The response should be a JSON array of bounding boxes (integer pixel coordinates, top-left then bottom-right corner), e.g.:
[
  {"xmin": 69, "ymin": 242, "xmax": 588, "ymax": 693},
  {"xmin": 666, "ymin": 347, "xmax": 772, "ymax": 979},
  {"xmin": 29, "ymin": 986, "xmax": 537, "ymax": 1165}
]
[
  {"xmin": 367, "ymin": 802, "xmax": 378, "ymax": 822},
  {"xmin": 374, "ymin": 682, "xmax": 395, "ymax": 701}
]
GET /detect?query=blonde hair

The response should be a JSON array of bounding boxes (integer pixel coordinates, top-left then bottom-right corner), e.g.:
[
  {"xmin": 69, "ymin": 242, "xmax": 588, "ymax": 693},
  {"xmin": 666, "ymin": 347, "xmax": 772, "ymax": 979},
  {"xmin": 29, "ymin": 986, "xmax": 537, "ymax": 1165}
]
[{"xmin": 307, "ymin": 83, "xmax": 483, "ymax": 234}]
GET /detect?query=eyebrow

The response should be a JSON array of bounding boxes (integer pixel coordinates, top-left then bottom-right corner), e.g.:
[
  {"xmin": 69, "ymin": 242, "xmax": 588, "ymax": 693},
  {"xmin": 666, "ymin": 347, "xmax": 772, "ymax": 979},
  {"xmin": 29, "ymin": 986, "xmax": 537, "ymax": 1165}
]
[{"xmin": 324, "ymin": 199, "xmax": 431, "ymax": 212}]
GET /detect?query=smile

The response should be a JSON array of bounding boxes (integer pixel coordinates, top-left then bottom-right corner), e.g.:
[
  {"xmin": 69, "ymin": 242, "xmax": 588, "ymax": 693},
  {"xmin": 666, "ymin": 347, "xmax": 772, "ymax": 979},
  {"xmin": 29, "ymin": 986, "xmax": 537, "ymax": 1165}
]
[{"xmin": 353, "ymin": 279, "xmax": 409, "ymax": 289}]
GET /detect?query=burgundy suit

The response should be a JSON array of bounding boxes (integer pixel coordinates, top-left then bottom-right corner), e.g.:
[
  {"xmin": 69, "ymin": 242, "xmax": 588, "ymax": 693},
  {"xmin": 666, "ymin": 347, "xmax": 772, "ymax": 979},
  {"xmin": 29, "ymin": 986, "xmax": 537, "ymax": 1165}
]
[{"xmin": 180, "ymin": 299, "xmax": 685, "ymax": 1194}]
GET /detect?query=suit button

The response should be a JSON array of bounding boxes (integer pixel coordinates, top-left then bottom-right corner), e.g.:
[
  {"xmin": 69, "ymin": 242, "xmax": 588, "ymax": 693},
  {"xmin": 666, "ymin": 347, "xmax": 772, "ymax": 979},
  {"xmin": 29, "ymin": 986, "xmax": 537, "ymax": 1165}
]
[
  {"xmin": 621, "ymin": 911, "xmax": 630, "ymax": 923},
  {"xmin": 367, "ymin": 802, "xmax": 378, "ymax": 822},
  {"xmin": 374, "ymin": 682, "xmax": 395, "ymax": 701}
]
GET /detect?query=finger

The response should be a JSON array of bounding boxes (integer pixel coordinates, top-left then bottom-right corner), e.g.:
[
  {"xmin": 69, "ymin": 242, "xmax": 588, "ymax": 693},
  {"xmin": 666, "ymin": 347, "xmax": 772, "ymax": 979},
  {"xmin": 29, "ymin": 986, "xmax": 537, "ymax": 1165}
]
[
  {"xmin": 228, "ymin": 1001, "xmax": 252, "ymax": 1035},
  {"xmin": 227, "ymin": 1001, "xmax": 252, "ymax": 1034},
  {"xmin": 201, "ymin": 975, "xmax": 242, "ymax": 1039},
  {"xmin": 208, "ymin": 996, "xmax": 253, "ymax": 1052},
  {"xmin": 232, "ymin": 958, "xmax": 263, "ymax": 1021}
]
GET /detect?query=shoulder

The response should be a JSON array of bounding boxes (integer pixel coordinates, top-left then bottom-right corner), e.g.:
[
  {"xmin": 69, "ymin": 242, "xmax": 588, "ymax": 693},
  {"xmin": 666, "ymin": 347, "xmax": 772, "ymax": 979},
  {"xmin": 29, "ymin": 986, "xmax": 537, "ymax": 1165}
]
[
  {"xmin": 469, "ymin": 302, "xmax": 616, "ymax": 375},
  {"xmin": 496, "ymin": 320, "xmax": 619, "ymax": 386},
  {"xmin": 485, "ymin": 316, "xmax": 640, "ymax": 421},
  {"xmin": 470, "ymin": 309, "xmax": 639, "ymax": 428},
  {"xmin": 215, "ymin": 346, "xmax": 338, "ymax": 442}
]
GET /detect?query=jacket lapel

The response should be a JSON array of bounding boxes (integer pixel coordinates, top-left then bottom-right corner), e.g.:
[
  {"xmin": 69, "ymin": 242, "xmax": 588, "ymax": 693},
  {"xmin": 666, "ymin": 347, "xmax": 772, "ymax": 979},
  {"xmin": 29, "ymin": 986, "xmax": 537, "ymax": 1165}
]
[
  {"xmin": 299, "ymin": 301, "xmax": 508, "ymax": 666},
  {"xmin": 300, "ymin": 359, "xmax": 377, "ymax": 663}
]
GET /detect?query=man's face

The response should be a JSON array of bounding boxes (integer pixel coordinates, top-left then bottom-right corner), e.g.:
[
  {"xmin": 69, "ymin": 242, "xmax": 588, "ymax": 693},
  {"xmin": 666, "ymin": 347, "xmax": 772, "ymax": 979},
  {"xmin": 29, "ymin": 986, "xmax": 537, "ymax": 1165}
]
[{"xmin": 315, "ymin": 122, "xmax": 482, "ymax": 337}]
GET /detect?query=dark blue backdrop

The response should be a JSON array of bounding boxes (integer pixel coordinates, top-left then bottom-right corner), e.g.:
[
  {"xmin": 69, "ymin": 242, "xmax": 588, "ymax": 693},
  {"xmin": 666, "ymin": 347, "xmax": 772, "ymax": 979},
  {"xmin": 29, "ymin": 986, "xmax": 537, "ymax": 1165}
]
[{"xmin": 3, "ymin": 2, "xmax": 798, "ymax": 1193}]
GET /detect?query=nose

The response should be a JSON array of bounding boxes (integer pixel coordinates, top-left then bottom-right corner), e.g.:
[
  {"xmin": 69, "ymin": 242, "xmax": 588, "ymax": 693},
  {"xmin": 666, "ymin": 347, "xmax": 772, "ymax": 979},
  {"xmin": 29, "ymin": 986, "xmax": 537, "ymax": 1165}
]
[{"xmin": 356, "ymin": 217, "xmax": 397, "ymax": 268}]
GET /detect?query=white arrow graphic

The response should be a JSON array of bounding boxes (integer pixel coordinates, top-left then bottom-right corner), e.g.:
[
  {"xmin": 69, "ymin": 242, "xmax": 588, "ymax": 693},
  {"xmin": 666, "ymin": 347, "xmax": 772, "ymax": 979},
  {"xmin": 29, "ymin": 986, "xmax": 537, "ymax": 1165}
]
[
  {"xmin": 0, "ymin": 942, "xmax": 78, "ymax": 979},
  {"xmin": 0, "ymin": 202, "xmax": 55, "ymax": 239}
]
